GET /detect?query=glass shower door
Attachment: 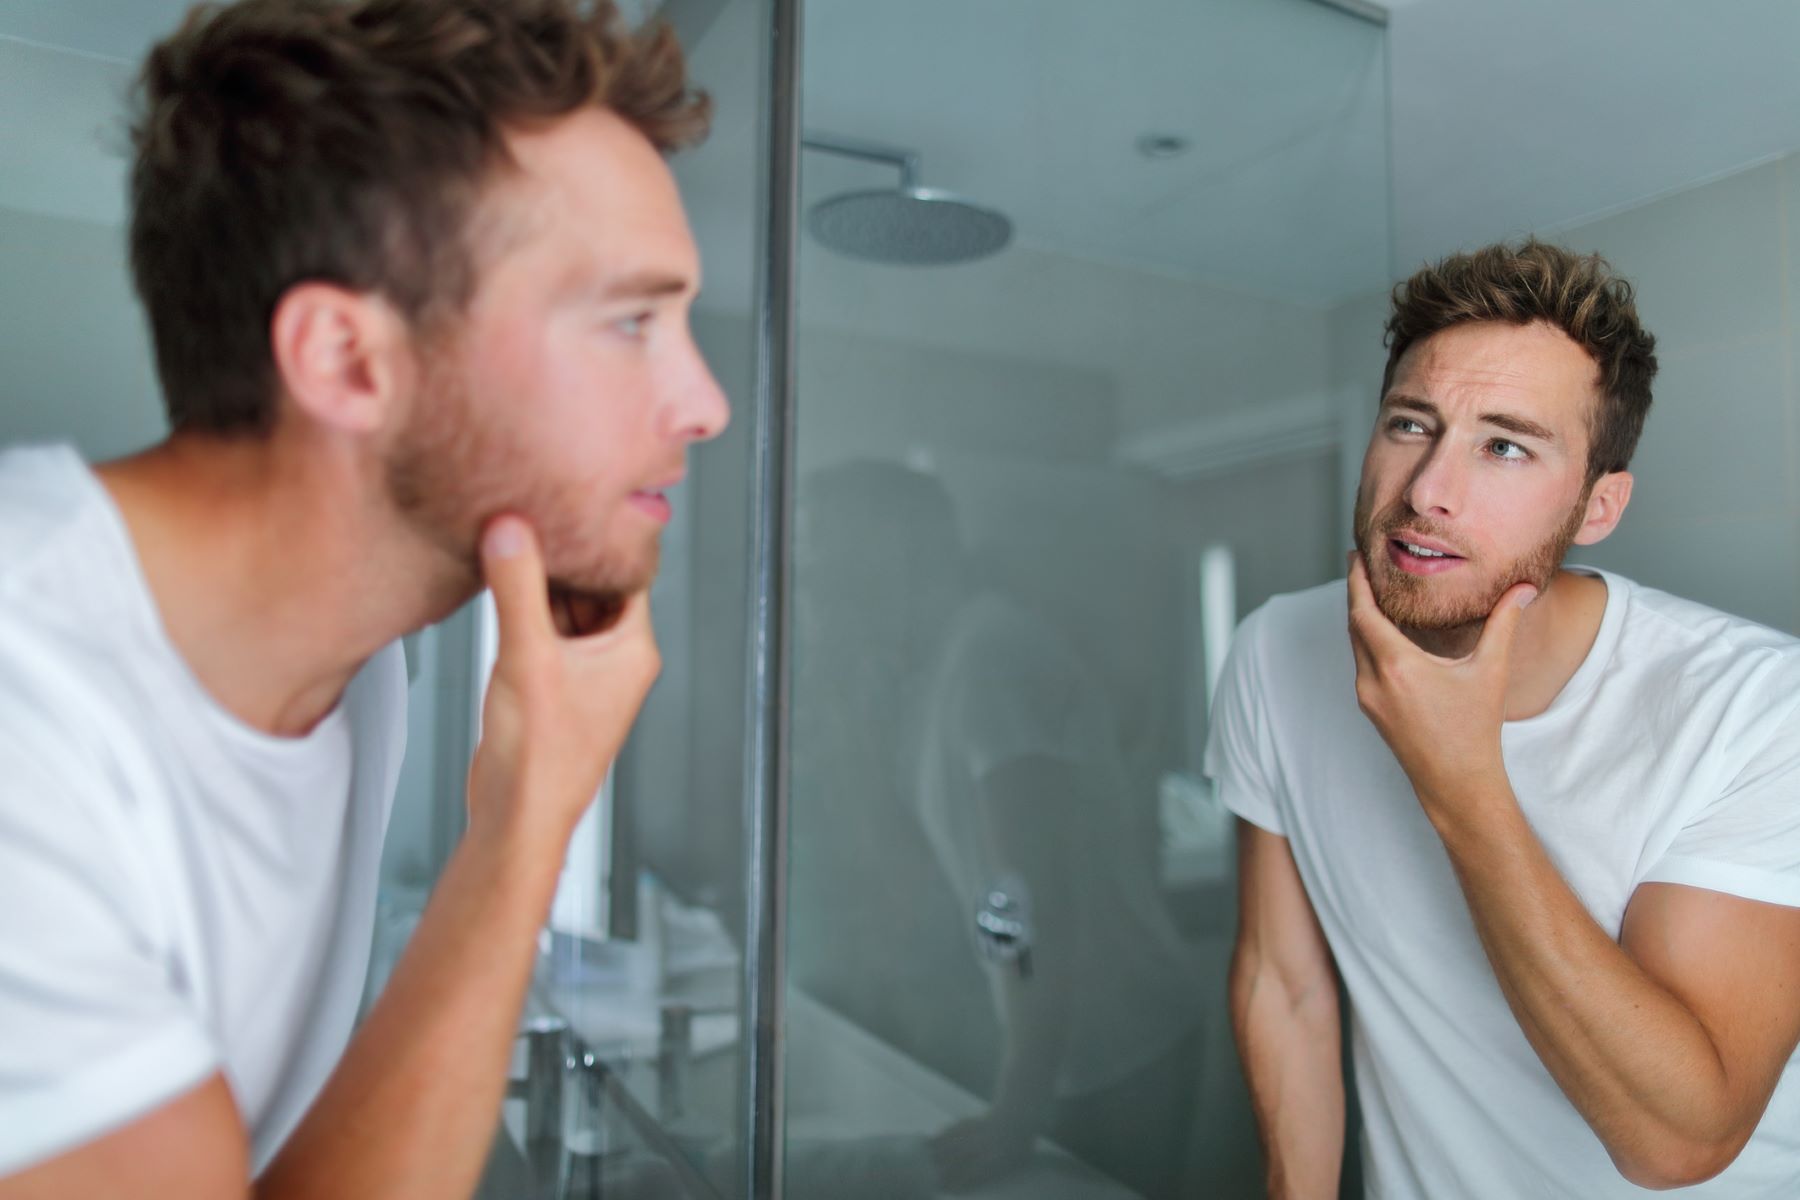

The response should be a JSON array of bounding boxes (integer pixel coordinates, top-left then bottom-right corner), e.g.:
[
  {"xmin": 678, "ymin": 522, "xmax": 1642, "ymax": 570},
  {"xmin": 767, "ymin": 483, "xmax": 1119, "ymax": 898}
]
[{"xmin": 783, "ymin": 1, "xmax": 1393, "ymax": 1196}]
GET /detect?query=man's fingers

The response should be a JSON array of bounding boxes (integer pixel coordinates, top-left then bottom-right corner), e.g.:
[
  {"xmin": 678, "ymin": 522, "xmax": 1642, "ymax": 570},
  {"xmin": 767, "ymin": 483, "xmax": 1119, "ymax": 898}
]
[
  {"xmin": 1345, "ymin": 550, "xmax": 1412, "ymax": 658},
  {"xmin": 481, "ymin": 515, "xmax": 552, "ymax": 651},
  {"xmin": 1475, "ymin": 581, "xmax": 1538, "ymax": 663},
  {"xmin": 565, "ymin": 588, "xmax": 655, "ymax": 646},
  {"xmin": 1346, "ymin": 552, "xmax": 1390, "ymax": 624}
]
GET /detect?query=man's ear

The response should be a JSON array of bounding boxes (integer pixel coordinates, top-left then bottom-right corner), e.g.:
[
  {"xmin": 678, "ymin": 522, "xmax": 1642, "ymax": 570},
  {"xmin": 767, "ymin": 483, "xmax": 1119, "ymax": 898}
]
[
  {"xmin": 1572, "ymin": 470, "xmax": 1633, "ymax": 546},
  {"xmin": 269, "ymin": 283, "xmax": 412, "ymax": 435}
]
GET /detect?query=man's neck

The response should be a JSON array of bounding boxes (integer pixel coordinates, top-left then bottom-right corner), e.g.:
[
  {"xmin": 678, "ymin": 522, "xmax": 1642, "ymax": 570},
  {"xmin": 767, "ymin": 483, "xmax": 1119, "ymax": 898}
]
[
  {"xmin": 96, "ymin": 433, "xmax": 476, "ymax": 738},
  {"xmin": 1401, "ymin": 569, "xmax": 1610, "ymax": 722}
]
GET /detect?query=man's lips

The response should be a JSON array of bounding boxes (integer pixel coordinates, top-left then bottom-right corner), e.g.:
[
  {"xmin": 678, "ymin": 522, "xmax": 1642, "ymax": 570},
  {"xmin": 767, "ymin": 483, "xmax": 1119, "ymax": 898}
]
[
  {"xmin": 1386, "ymin": 532, "xmax": 1466, "ymax": 576},
  {"xmin": 629, "ymin": 490, "xmax": 673, "ymax": 523},
  {"xmin": 629, "ymin": 474, "xmax": 683, "ymax": 524}
]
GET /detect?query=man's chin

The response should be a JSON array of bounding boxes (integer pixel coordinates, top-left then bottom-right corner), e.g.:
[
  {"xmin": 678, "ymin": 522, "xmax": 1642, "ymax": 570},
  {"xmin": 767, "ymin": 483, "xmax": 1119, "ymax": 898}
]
[{"xmin": 1369, "ymin": 569, "xmax": 1497, "ymax": 632}]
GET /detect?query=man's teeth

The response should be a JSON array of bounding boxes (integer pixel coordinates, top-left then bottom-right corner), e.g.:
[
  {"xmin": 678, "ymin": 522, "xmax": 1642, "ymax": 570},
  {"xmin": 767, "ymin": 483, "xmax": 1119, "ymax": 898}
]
[{"xmin": 1401, "ymin": 541, "xmax": 1449, "ymax": 558}]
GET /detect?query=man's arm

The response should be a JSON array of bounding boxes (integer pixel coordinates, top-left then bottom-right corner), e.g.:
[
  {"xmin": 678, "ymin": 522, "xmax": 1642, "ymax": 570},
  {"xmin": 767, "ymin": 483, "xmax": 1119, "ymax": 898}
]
[
  {"xmin": 1346, "ymin": 557, "xmax": 1800, "ymax": 1187},
  {"xmin": 1231, "ymin": 819, "xmax": 1344, "ymax": 1200},
  {"xmin": 1427, "ymin": 789, "xmax": 1800, "ymax": 1188},
  {"xmin": 0, "ymin": 516, "xmax": 659, "ymax": 1200}
]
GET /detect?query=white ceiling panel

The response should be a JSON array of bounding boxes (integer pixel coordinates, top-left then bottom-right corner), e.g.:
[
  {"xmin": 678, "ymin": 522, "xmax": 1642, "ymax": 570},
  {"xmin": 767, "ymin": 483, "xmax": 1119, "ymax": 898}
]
[
  {"xmin": 1386, "ymin": 0, "xmax": 1800, "ymax": 268},
  {"xmin": 800, "ymin": 0, "xmax": 1392, "ymax": 306}
]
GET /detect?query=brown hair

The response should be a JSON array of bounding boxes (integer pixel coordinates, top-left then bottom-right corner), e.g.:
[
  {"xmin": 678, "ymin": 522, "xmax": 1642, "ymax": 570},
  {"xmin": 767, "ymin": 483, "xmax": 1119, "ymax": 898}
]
[
  {"xmin": 1382, "ymin": 239, "xmax": 1658, "ymax": 480},
  {"xmin": 129, "ymin": 0, "xmax": 711, "ymax": 435}
]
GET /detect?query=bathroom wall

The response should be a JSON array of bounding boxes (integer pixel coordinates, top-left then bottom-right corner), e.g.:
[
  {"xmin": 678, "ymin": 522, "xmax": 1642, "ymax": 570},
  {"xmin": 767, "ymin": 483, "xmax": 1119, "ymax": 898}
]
[
  {"xmin": 1561, "ymin": 155, "xmax": 1800, "ymax": 635},
  {"xmin": 0, "ymin": 205, "xmax": 163, "ymax": 459}
]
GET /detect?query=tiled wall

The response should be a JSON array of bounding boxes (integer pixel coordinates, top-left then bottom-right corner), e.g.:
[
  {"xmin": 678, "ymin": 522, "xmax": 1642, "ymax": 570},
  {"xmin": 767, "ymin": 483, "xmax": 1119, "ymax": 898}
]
[
  {"xmin": 0, "ymin": 206, "xmax": 164, "ymax": 458},
  {"xmin": 1561, "ymin": 155, "xmax": 1800, "ymax": 635}
]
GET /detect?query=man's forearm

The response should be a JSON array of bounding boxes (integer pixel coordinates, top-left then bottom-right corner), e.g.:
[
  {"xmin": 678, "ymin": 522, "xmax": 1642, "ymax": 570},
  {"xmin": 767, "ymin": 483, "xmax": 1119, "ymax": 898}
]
[
  {"xmin": 1230, "ymin": 955, "xmax": 1343, "ymax": 1199},
  {"xmin": 257, "ymin": 803, "xmax": 571, "ymax": 1200},
  {"xmin": 1430, "ymin": 779, "xmax": 1743, "ymax": 1184}
]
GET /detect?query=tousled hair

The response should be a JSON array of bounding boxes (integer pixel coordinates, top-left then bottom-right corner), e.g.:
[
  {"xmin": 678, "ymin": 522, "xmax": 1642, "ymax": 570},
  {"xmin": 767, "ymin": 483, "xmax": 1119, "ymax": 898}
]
[
  {"xmin": 1383, "ymin": 239, "xmax": 1658, "ymax": 479},
  {"xmin": 129, "ymin": 0, "xmax": 710, "ymax": 434}
]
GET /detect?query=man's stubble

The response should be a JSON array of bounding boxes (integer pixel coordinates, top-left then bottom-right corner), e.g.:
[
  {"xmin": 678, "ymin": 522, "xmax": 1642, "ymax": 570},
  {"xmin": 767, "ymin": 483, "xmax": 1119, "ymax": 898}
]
[
  {"xmin": 383, "ymin": 351, "xmax": 654, "ymax": 611},
  {"xmin": 1352, "ymin": 483, "xmax": 1589, "ymax": 637}
]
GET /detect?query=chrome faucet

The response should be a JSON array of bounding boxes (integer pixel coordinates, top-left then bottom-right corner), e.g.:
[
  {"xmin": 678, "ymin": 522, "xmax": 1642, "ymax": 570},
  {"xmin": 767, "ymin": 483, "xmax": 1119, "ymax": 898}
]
[{"xmin": 975, "ymin": 881, "xmax": 1035, "ymax": 979}]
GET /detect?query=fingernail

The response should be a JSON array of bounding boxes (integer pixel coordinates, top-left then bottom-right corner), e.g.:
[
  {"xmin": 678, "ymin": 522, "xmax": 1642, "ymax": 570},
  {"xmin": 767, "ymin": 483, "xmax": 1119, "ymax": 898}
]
[
  {"xmin": 485, "ymin": 519, "xmax": 523, "ymax": 559},
  {"xmin": 1517, "ymin": 587, "xmax": 1539, "ymax": 609}
]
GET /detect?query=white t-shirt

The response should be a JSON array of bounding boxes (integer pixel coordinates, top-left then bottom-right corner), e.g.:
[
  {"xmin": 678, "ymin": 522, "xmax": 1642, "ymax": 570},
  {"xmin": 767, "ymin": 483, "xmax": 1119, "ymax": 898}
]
[
  {"xmin": 0, "ymin": 445, "xmax": 407, "ymax": 1177},
  {"xmin": 915, "ymin": 592, "xmax": 1203, "ymax": 1097},
  {"xmin": 1205, "ymin": 570, "xmax": 1800, "ymax": 1198}
]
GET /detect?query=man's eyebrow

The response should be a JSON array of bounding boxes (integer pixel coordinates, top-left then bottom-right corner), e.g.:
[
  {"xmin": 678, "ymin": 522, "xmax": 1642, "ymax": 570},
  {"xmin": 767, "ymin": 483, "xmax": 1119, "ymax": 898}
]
[
  {"xmin": 1381, "ymin": 394, "xmax": 1557, "ymax": 443},
  {"xmin": 596, "ymin": 271, "xmax": 693, "ymax": 301},
  {"xmin": 1481, "ymin": 412, "xmax": 1557, "ymax": 443}
]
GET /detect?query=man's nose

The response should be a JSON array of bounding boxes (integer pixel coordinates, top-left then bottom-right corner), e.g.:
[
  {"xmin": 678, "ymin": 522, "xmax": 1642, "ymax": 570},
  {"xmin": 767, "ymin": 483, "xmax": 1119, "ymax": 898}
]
[
  {"xmin": 1403, "ymin": 441, "xmax": 1464, "ymax": 518},
  {"xmin": 667, "ymin": 334, "xmax": 731, "ymax": 444}
]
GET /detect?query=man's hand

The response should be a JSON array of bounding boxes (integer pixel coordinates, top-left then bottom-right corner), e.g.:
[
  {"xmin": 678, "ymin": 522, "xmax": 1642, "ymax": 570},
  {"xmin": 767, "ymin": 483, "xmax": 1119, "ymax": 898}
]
[
  {"xmin": 1345, "ymin": 552, "xmax": 1535, "ymax": 809},
  {"xmin": 468, "ymin": 515, "xmax": 661, "ymax": 842}
]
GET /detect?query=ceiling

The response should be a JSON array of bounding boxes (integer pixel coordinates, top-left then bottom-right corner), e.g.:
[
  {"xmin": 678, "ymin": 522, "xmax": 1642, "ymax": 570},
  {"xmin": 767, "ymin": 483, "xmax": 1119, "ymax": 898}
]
[
  {"xmin": 797, "ymin": 0, "xmax": 1390, "ymax": 305},
  {"xmin": 1384, "ymin": 0, "xmax": 1800, "ymax": 270},
  {"xmin": 3, "ymin": 0, "xmax": 1800, "ymax": 306}
]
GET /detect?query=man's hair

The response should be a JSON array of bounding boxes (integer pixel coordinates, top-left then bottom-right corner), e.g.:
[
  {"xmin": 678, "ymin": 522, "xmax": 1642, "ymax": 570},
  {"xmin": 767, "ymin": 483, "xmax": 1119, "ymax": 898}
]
[
  {"xmin": 129, "ymin": 0, "xmax": 711, "ymax": 435},
  {"xmin": 1382, "ymin": 239, "xmax": 1658, "ymax": 480}
]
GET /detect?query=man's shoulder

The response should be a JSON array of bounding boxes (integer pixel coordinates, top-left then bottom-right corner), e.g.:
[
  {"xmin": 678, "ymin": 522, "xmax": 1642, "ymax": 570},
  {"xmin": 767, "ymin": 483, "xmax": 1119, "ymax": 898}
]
[
  {"xmin": 1238, "ymin": 578, "xmax": 1348, "ymax": 655},
  {"xmin": 1598, "ymin": 573, "xmax": 1800, "ymax": 758},
  {"xmin": 0, "ymin": 444, "xmax": 167, "ymax": 786},
  {"xmin": 0, "ymin": 444, "xmax": 141, "ymax": 649},
  {"xmin": 1220, "ymin": 579, "xmax": 1354, "ymax": 715},
  {"xmin": 1608, "ymin": 572, "xmax": 1800, "ymax": 682}
]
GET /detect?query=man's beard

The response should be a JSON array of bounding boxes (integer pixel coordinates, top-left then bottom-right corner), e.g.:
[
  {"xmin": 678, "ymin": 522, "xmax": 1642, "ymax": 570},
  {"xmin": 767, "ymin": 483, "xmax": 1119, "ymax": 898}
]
[
  {"xmin": 381, "ymin": 357, "xmax": 653, "ymax": 612},
  {"xmin": 1352, "ymin": 485, "xmax": 1589, "ymax": 634}
]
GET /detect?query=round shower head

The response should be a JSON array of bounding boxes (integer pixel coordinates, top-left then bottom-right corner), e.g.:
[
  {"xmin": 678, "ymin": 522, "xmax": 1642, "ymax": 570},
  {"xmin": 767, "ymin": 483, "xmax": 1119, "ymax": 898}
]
[{"xmin": 806, "ymin": 186, "xmax": 1013, "ymax": 266}]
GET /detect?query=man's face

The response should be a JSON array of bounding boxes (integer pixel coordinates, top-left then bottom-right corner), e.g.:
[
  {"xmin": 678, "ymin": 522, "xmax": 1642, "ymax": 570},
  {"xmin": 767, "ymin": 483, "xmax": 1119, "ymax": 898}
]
[
  {"xmin": 1352, "ymin": 320, "xmax": 1609, "ymax": 633},
  {"xmin": 387, "ymin": 108, "xmax": 729, "ymax": 603}
]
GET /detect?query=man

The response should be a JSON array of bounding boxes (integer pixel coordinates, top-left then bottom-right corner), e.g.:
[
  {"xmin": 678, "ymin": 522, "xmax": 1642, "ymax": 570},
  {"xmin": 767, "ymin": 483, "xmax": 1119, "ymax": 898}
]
[
  {"xmin": 0, "ymin": 1, "xmax": 727, "ymax": 1196},
  {"xmin": 1210, "ymin": 240, "xmax": 1800, "ymax": 1197},
  {"xmin": 793, "ymin": 462, "xmax": 1204, "ymax": 1197}
]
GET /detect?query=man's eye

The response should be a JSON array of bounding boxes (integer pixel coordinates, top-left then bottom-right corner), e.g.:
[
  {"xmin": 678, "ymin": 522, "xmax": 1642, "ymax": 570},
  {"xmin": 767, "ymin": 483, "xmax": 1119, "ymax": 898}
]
[
  {"xmin": 1389, "ymin": 417, "xmax": 1426, "ymax": 435},
  {"xmin": 1490, "ymin": 439, "xmax": 1529, "ymax": 461},
  {"xmin": 614, "ymin": 313, "xmax": 653, "ymax": 339}
]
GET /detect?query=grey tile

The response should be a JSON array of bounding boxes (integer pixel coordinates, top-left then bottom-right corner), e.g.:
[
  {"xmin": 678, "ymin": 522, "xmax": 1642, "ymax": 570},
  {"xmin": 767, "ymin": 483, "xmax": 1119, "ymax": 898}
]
[
  {"xmin": 1616, "ymin": 337, "xmax": 1792, "ymax": 526},
  {"xmin": 1563, "ymin": 160, "xmax": 1786, "ymax": 351}
]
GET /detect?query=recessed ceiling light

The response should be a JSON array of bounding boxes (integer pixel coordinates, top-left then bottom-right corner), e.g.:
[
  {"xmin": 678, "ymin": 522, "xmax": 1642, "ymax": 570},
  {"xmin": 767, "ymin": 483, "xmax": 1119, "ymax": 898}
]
[{"xmin": 1136, "ymin": 133, "xmax": 1191, "ymax": 160}]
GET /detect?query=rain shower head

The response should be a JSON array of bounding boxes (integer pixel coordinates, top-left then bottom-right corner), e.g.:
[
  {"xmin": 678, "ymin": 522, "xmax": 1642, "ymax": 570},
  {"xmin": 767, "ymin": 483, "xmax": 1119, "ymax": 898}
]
[
  {"xmin": 802, "ymin": 134, "xmax": 1012, "ymax": 266},
  {"xmin": 807, "ymin": 187, "xmax": 1012, "ymax": 266}
]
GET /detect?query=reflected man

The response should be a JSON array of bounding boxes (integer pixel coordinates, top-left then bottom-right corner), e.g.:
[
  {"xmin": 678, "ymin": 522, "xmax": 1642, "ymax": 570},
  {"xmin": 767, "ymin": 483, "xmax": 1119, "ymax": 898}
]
[
  {"xmin": 1212, "ymin": 240, "xmax": 1800, "ymax": 1197},
  {"xmin": 797, "ymin": 462, "xmax": 1204, "ymax": 1198}
]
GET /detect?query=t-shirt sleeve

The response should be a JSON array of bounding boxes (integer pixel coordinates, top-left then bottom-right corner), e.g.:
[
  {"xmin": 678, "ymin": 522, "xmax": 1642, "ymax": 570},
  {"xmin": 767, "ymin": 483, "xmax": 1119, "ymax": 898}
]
[
  {"xmin": 1639, "ymin": 697, "xmax": 1800, "ymax": 908},
  {"xmin": 1203, "ymin": 608, "xmax": 1287, "ymax": 836},
  {"xmin": 0, "ymin": 743, "xmax": 218, "ymax": 1176}
]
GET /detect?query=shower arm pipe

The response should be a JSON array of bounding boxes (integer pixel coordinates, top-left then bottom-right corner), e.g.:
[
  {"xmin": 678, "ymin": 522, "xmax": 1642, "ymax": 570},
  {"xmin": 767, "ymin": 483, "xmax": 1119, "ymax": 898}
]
[{"xmin": 800, "ymin": 132, "xmax": 922, "ymax": 191}]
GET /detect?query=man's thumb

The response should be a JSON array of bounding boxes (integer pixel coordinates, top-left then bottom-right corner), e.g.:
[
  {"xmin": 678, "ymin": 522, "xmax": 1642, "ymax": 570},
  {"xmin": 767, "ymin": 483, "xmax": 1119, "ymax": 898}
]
[
  {"xmin": 1477, "ymin": 581, "xmax": 1538, "ymax": 660},
  {"xmin": 481, "ymin": 515, "xmax": 550, "ymax": 650}
]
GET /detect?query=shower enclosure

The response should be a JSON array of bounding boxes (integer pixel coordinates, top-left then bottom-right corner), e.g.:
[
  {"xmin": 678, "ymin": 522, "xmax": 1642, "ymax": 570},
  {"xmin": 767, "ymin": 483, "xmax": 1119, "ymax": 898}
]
[
  {"xmin": 0, "ymin": 0, "xmax": 1387, "ymax": 1195},
  {"xmin": 496, "ymin": 0, "xmax": 1397, "ymax": 1196}
]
